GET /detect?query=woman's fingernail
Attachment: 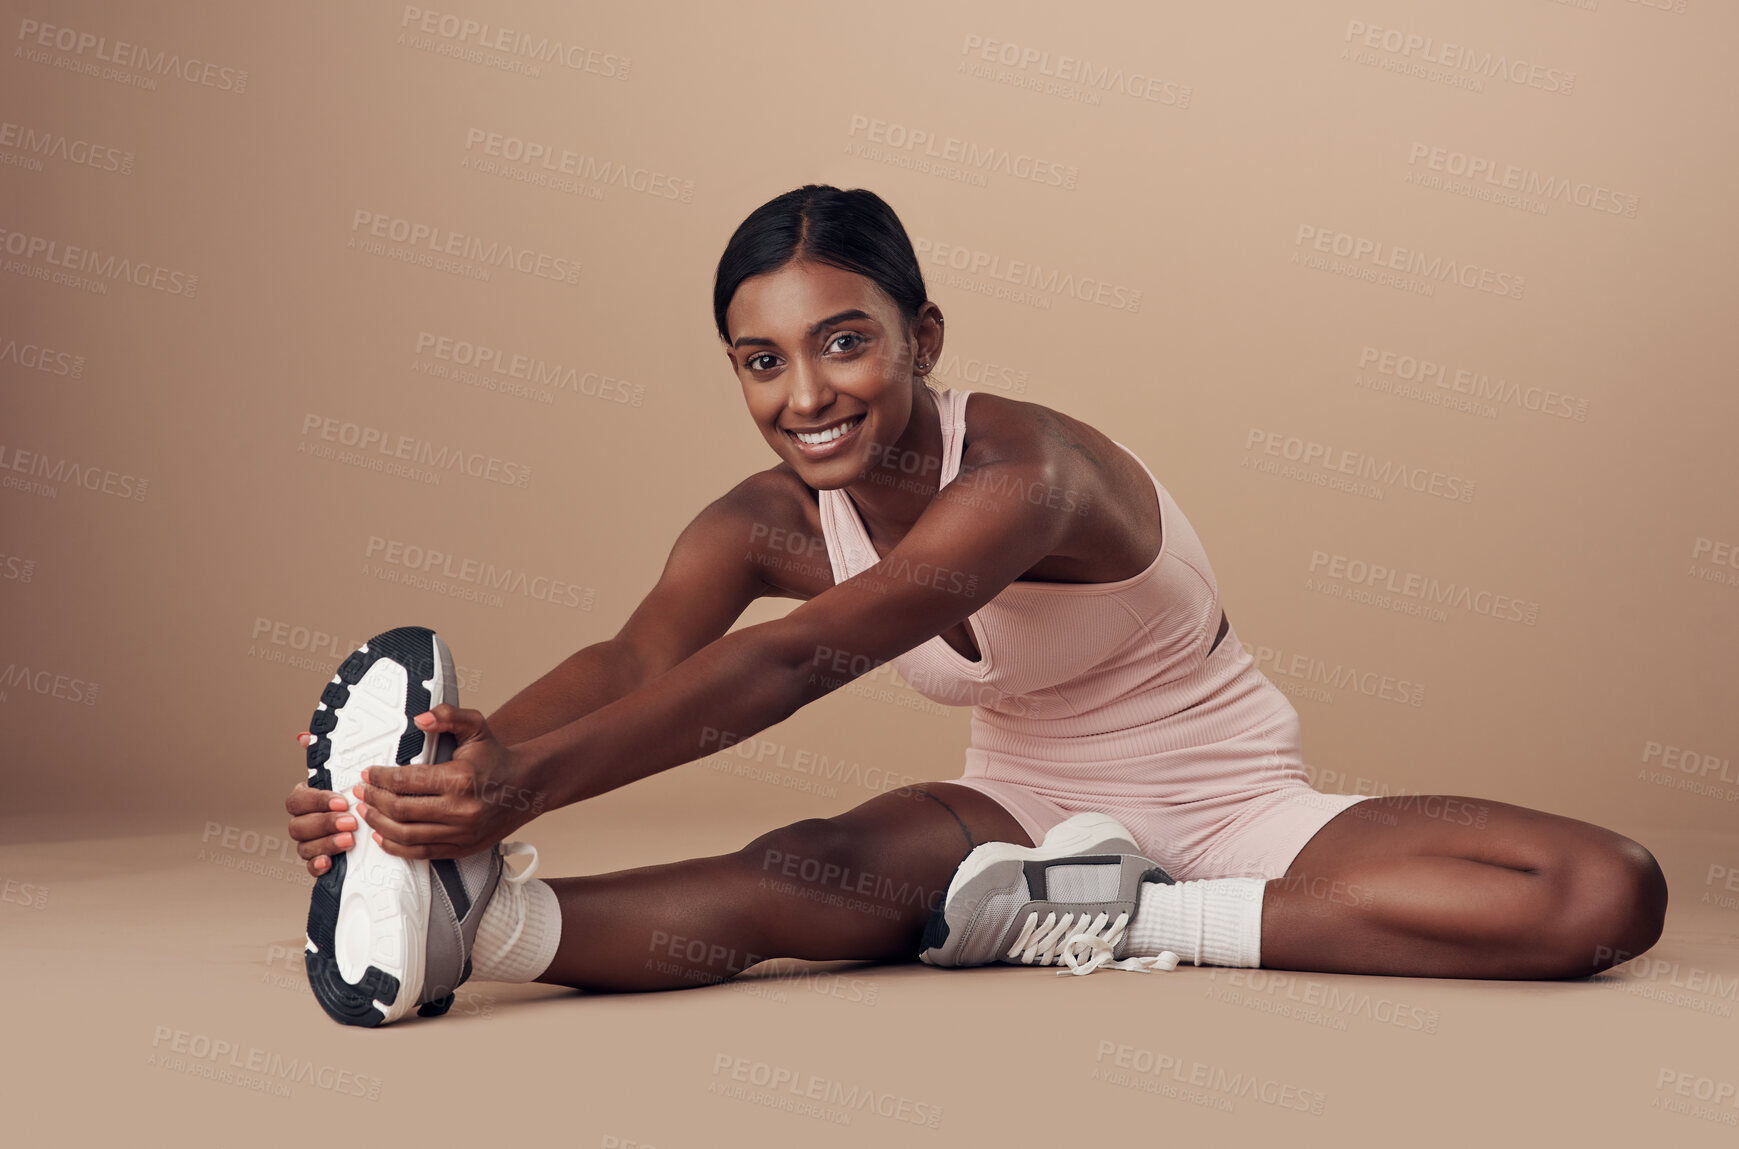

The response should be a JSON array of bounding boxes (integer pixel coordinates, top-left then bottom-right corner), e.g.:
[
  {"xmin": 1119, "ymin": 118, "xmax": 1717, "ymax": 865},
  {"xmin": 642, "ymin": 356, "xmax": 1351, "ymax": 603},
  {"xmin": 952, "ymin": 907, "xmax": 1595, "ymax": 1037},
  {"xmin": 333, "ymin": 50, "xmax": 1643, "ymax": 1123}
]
[
  {"xmin": 336, "ymin": 833, "xmax": 353, "ymax": 848},
  {"xmin": 372, "ymin": 832, "xmax": 383, "ymax": 846},
  {"xmin": 336, "ymin": 816, "xmax": 356, "ymax": 831},
  {"xmin": 315, "ymin": 856, "xmax": 328, "ymax": 870}
]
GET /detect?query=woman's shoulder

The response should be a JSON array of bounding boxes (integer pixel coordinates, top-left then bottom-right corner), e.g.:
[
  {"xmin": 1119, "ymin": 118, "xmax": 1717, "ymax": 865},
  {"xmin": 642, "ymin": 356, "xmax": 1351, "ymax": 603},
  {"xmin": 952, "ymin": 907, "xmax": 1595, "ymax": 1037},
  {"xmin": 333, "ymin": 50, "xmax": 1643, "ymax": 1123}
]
[
  {"xmin": 706, "ymin": 464, "xmax": 819, "ymax": 528},
  {"xmin": 956, "ymin": 388, "xmax": 1045, "ymax": 460},
  {"xmin": 956, "ymin": 388, "xmax": 1131, "ymax": 478},
  {"xmin": 953, "ymin": 387, "xmax": 1163, "ymax": 578},
  {"xmin": 664, "ymin": 466, "xmax": 830, "ymax": 600},
  {"xmin": 728, "ymin": 461, "xmax": 817, "ymax": 505}
]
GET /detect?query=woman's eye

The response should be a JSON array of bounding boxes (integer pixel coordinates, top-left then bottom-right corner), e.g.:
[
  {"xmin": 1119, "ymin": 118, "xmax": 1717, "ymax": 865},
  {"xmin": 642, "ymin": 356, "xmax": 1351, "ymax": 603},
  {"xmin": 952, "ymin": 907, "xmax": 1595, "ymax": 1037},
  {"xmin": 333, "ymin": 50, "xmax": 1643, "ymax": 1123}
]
[
  {"xmin": 746, "ymin": 354, "xmax": 777, "ymax": 372},
  {"xmin": 827, "ymin": 332, "xmax": 863, "ymax": 354}
]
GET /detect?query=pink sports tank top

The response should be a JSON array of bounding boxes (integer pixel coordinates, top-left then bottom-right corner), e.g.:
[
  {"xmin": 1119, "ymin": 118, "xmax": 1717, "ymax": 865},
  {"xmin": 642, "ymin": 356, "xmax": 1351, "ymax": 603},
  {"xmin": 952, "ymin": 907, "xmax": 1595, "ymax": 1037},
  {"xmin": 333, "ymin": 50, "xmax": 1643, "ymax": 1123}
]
[{"xmin": 816, "ymin": 381, "xmax": 1228, "ymax": 734}]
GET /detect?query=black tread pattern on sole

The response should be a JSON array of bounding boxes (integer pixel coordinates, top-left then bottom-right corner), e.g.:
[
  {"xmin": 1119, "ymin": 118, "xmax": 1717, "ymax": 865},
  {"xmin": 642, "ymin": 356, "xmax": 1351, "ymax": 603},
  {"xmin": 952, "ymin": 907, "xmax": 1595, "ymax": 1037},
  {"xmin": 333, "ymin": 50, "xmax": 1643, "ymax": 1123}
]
[
  {"xmin": 919, "ymin": 906, "xmax": 950, "ymax": 955},
  {"xmin": 306, "ymin": 625, "xmax": 442, "ymax": 790},
  {"xmin": 418, "ymin": 993, "xmax": 455, "ymax": 1018},
  {"xmin": 301, "ymin": 625, "xmax": 443, "ymax": 1027},
  {"xmin": 304, "ymin": 852, "xmax": 398, "ymax": 1027}
]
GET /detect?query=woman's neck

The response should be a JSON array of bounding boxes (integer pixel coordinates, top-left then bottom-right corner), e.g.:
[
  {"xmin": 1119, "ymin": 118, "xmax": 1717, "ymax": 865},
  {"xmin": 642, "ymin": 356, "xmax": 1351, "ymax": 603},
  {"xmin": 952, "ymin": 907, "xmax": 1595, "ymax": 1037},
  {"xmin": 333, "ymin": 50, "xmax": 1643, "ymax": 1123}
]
[{"xmin": 842, "ymin": 381, "xmax": 947, "ymax": 548}]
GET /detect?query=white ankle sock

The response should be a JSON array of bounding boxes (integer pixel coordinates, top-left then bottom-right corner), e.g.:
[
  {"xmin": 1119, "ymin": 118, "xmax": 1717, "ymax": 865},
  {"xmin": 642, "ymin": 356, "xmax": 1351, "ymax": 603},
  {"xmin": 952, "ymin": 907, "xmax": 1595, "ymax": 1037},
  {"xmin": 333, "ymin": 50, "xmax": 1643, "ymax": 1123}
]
[
  {"xmin": 470, "ymin": 874, "xmax": 562, "ymax": 983},
  {"xmin": 1127, "ymin": 877, "xmax": 1266, "ymax": 967}
]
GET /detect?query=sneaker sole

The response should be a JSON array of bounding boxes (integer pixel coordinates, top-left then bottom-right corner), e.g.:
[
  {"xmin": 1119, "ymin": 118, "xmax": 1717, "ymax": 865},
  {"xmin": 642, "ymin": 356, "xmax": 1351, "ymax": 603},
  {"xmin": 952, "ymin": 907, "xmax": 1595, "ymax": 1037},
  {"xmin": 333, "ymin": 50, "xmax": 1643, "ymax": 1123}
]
[
  {"xmin": 918, "ymin": 812, "xmax": 1139, "ymax": 967},
  {"xmin": 303, "ymin": 626, "xmax": 456, "ymax": 1027}
]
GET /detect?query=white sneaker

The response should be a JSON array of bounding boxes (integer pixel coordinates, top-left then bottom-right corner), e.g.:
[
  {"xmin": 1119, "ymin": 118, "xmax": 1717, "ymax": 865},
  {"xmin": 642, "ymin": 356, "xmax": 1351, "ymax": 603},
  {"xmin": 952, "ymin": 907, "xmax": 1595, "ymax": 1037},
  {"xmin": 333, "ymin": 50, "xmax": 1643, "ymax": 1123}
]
[
  {"xmin": 917, "ymin": 812, "xmax": 1179, "ymax": 974},
  {"xmin": 301, "ymin": 626, "xmax": 538, "ymax": 1026}
]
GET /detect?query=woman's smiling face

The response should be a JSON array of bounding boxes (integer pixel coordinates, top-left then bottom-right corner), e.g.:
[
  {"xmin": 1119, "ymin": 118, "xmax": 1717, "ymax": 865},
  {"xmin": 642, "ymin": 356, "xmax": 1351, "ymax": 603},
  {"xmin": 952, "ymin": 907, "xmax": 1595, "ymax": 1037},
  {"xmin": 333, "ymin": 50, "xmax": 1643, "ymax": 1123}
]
[{"xmin": 723, "ymin": 259, "xmax": 933, "ymax": 490}]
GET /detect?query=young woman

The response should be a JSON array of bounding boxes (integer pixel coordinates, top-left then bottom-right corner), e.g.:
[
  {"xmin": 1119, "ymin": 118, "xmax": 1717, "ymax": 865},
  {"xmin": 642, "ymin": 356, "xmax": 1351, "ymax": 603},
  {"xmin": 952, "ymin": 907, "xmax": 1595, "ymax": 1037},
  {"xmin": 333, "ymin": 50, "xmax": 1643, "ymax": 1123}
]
[{"xmin": 286, "ymin": 185, "xmax": 1666, "ymax": 1025}]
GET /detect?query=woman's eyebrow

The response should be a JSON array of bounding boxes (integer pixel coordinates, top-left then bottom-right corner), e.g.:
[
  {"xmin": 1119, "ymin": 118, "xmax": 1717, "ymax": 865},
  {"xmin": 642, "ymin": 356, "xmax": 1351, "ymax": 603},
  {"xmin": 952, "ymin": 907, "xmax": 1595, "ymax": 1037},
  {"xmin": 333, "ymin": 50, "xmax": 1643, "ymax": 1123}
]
[{"xmin": 732, "ymin": 309, "xmax": 874, "ymax": 349}]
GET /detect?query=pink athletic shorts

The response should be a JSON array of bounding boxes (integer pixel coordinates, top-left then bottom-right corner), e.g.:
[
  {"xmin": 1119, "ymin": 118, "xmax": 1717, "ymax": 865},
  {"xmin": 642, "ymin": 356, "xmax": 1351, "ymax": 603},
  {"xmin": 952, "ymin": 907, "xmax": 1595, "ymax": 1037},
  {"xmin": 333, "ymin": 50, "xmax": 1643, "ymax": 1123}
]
[{"xmin": 942, "ymin": 626, "xmax": 1378, "ymax": 882}]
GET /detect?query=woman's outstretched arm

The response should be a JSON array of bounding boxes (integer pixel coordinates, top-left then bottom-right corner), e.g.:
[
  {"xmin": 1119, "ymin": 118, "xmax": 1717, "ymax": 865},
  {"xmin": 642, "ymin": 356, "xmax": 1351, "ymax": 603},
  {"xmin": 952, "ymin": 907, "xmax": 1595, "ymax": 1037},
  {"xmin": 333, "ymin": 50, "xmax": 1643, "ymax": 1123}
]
[
  {"xmin": 353, "ymin": 421, "xmax": 1095, "ymax": 859},
  {"xmin": 482, "ymin": 641, "xmax": 652, "ymax": 750},
  {"xmin": 482, "ymin": 481, "xmax": 775, "ymax": 749},
  {"xmin": 510, "ymin": 449, "xmax": 1084, "ymax": 812},
  {"xmin": 321, "ymin": 411, "xmax": 1099, "ymax": 862},
  {"xmin": 285, "ymin": 478, "xmax": 772, "ymax": 873}
]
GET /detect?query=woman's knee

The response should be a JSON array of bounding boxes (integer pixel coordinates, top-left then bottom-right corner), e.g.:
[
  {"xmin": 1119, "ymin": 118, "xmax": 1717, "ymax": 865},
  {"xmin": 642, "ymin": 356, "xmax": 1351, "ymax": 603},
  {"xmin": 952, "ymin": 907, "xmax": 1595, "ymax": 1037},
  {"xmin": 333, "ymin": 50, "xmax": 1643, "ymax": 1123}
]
[
  {"xmin": 737, "ymin": 782, "xmax": 1020, "ymax": 878},
  {"xmin": 1555, "ymin": 835, "xmax": 1669, "ymax": 977},
  {"xmin": 728, "ymin": 795, "xmax": 986, "ymax": 954},
  {"xmin": 735, "ymin": 800, "xmax": 965, "ymax": 899},
  {"xmin": 738, "ymin": 817, "xmax": 867, "ymax": 892}
]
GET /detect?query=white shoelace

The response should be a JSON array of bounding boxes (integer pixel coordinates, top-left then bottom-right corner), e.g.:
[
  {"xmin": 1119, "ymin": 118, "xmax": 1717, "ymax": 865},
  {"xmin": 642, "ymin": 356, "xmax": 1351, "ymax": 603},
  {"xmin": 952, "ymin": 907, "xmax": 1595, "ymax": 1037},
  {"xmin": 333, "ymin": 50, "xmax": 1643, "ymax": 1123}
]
[
  {"xmin": 1006, "ymin": 910, "xmax": 1182, "ymax": 976},
  {"xmin": 499, "ymin": 840, "xmax": 539, "ymax": 885},
  {"xmin": 489, "ymin": 840, "xmax": 540, "ymax": 957}
]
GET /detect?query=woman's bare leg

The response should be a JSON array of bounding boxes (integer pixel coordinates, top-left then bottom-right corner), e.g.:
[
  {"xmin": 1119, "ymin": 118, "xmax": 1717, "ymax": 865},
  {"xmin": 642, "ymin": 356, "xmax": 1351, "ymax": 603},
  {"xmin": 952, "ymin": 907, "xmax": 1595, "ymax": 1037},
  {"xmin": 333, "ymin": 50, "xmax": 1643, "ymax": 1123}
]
[
  {"xmin": 534, "ymin": 783, "xmax": 1033, "ymax": 992},
  {"xmin": 1258, "ymin": 795, "xmax": 1667, "ymax": 978}
]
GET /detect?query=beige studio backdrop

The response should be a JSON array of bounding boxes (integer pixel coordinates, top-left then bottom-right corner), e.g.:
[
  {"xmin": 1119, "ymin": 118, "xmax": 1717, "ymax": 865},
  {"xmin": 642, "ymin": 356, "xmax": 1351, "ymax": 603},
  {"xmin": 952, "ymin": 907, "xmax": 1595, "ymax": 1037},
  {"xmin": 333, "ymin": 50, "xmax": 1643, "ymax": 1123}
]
[
  {"xmin": 2, "ymin": 0, "xmax": 1738, "ymax": 1145},
  {"xmin": 5, "ymin": 0, "xmax": 1733, "ymax": 837}
]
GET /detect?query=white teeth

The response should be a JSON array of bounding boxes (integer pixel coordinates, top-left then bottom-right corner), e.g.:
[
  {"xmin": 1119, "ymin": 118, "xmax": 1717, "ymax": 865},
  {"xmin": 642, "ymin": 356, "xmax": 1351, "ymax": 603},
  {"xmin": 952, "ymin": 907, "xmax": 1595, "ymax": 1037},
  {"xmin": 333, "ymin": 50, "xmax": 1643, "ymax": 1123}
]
[{"xmin": 792, "ymin": 416, "xmax": 862, "ymax": 446}]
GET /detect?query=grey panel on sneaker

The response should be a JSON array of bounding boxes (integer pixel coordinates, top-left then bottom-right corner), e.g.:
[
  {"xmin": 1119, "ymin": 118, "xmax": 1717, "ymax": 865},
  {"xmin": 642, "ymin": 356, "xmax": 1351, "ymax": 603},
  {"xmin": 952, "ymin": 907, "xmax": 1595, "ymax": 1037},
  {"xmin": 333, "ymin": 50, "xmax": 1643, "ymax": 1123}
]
[
  {"xmin": 918, "ymin": 811, "xmax": 1149, "ymax": 968},
  {"xmin": 422, "ymin": 850, "xmax": 504, "ymax": 1004},
  {"xmin": 990, "ymin": 854, "xmax": 1169, "ymax": 963},
  {"xmin": 925, "ymin": 853, "xmax": 1168, "ymax": 967}
]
